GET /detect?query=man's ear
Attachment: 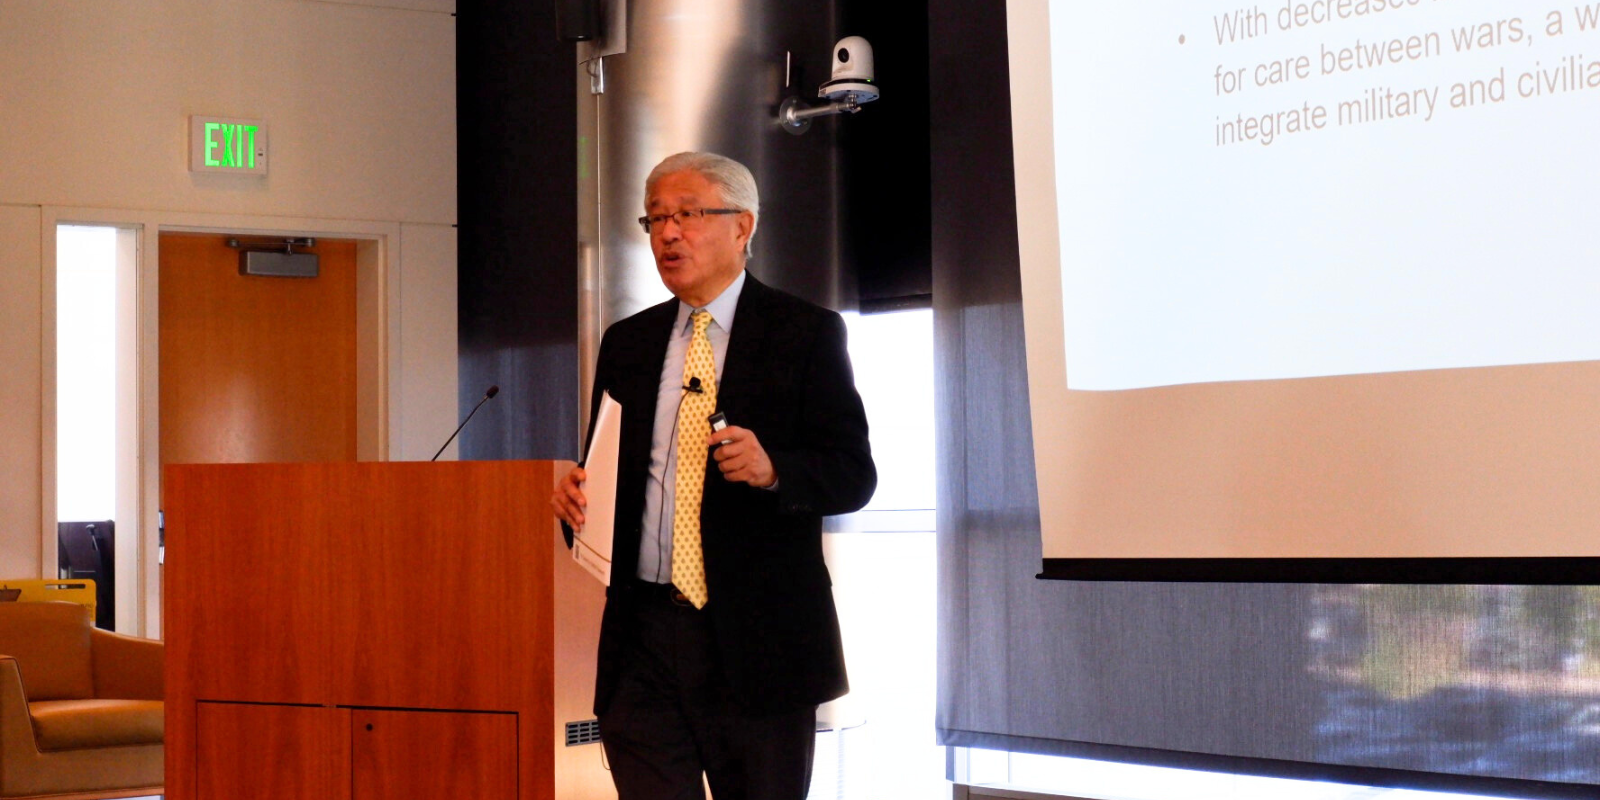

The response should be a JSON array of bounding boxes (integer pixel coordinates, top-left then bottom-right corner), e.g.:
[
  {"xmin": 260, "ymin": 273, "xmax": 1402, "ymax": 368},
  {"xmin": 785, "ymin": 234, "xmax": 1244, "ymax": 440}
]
[{"xmin": 737, "ymin": 210, "xmax": 754, "ymax": 247}]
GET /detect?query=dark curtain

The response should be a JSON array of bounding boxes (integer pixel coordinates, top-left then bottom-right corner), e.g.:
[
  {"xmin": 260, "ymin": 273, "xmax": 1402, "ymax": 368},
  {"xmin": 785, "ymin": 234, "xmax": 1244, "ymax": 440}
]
[{"xmin": 457, "ymin": 1, "xmax": 580, "ymax": 461}]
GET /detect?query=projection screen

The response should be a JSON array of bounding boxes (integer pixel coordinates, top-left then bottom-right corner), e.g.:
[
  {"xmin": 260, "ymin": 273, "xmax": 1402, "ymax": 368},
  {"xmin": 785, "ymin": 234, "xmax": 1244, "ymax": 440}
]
[{"xmin": 1010, "ymin": 0, "xmax": 1600, "ymax": 581}]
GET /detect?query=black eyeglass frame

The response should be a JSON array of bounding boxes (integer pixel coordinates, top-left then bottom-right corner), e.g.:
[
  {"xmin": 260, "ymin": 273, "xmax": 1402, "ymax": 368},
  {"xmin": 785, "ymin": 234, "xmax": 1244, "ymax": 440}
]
[{"xmin": 637, "ymin": 208, "xmax": 743, "ymax": 234}]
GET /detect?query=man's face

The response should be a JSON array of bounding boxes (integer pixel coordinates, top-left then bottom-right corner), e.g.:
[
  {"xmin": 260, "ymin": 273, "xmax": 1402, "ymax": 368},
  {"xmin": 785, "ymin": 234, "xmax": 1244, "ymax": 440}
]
[{"xmin": 647, "ymin": 169, "xmax": 752, "ymax": 307}]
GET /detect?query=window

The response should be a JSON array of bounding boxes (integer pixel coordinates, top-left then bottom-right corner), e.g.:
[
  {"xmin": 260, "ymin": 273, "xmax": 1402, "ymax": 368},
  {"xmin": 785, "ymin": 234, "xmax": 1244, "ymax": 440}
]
[
  {"xmin": 813, "ymin": 308, "xmax": 944, "ymax": 800},
  {"xmin": 54, "ymin": 223, "xmax": 137, "ymax": 631},
  {"xmin": 56, "ymin": 225, "xmax": 120, "ymax": 522}
]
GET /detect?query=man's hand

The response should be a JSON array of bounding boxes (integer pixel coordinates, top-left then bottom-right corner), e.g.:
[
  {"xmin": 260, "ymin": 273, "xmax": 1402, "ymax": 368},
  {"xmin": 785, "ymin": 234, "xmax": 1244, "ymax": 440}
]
[
  {"xmin": 708, "ymin": 426, "xmax": 777, "ymax": 488},
  {"xmin": 551, "ymin": 466, "xmax": 588, "ymax": 530}
]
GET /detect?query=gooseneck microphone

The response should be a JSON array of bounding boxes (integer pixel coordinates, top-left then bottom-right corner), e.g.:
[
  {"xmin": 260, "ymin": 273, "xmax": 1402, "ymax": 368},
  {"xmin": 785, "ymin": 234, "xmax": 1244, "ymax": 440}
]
[{"xmin": 431, "ymin": 385, "xmax": 500, "ymax": 461}]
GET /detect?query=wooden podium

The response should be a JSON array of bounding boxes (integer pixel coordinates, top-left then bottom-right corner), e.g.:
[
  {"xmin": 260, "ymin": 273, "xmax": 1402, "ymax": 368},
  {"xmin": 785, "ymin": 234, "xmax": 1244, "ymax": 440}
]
[{"xmin": 163, "ymin": 461, "xmax": 559, "ymax": 800}]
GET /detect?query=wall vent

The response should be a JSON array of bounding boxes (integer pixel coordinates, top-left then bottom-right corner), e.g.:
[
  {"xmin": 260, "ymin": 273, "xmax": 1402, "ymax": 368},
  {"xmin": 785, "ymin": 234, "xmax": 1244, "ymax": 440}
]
[{"xmin": 565, "ymin": 719, "xmax": 602, "ymax": 746}]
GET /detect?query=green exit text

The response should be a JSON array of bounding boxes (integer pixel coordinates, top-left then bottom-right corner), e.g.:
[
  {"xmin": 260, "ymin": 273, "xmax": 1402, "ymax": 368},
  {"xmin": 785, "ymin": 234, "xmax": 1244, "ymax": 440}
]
[{"xmin": 205, "ymin": 122, "xmax": 260, "ymax": 169}]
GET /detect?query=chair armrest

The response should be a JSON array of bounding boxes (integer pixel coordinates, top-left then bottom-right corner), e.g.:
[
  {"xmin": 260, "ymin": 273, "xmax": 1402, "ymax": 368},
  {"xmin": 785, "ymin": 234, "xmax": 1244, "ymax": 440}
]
[
  {"xmin": 0, "ymin": 655, "xmax": 41, "ymax": 753},
  {"xmin": 89, "ymin": 630, "xmax": 164, "ymax": 701}
]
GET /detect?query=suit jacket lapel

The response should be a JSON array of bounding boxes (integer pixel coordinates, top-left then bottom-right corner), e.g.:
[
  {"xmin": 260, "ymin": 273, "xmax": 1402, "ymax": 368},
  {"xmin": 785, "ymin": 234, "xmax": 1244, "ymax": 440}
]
[
  {"xmin": 621, "ymin": 299, "xmax": 678, "ymax": 454},
  {"xmin": 718, "ymin": 273, "xmax": 771, "ymax": 423},
  {"xmin": 627, "ymin": 302, "xmax": 677, "ymax": 406}
]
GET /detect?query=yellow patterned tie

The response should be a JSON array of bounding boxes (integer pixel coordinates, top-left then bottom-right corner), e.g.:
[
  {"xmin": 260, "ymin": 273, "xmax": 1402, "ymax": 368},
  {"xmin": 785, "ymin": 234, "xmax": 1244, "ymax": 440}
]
[{"xmin": 672, "ymin": 310, "xmax": 717, "ymax": 608}]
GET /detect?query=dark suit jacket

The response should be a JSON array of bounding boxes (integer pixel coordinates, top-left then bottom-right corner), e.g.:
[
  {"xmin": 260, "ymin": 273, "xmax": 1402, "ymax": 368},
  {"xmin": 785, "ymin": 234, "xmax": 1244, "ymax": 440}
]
[{"xmin": 586, "ymin": 273, "xmax": 876, "ymax": 715}]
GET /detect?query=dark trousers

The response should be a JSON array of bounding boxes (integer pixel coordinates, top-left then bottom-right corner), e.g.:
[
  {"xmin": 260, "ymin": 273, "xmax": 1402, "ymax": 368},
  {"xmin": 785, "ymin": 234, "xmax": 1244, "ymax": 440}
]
[{"xmin": 599, "ymin": 582, "xmax": 817, "ymax": 800}]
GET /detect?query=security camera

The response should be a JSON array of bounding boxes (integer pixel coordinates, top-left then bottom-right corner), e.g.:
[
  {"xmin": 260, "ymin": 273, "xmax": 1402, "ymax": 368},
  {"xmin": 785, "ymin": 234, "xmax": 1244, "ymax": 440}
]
[
  {"xmin": 777, "ymin": 35, "xmax": 880, "ymax": 134},
  {"xmin": 820, "ymin": 36, "xmax": 879, "ymax": 104}
]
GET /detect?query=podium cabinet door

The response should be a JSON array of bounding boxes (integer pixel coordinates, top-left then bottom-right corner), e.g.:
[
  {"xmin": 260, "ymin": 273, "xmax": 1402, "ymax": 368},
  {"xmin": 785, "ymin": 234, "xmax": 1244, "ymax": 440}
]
[{"xmin": 352, "ymin": 709, "xmax": 518, "ymax": 800}]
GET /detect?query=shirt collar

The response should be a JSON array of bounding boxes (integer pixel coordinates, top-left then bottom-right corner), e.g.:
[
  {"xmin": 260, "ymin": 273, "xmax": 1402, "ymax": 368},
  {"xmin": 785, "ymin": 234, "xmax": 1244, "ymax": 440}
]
[{"xmin": 676, "ymin": 269, "xmax": 746, "ymax": 334}]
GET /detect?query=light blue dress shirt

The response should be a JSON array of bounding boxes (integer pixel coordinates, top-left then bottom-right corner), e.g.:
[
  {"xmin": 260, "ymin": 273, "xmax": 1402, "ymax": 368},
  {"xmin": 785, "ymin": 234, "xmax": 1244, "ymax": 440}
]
[{"xmin": 636, "ymin": 270, "xmax": 746, "ymax": 583}]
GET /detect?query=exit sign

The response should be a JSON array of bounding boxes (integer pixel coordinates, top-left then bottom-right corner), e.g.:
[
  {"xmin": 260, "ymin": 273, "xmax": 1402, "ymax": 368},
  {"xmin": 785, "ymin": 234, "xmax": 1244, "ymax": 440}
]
[{"xmin": 189, "ymin": 116, "xmax": 268, "ymax": 175}]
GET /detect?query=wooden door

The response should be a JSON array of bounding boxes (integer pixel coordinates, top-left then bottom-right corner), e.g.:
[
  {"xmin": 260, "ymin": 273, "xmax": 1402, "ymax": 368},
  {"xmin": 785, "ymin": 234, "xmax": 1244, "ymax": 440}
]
[{"xmin": 159, "ymin": 233, "xmax": 358, "ymax": 465}]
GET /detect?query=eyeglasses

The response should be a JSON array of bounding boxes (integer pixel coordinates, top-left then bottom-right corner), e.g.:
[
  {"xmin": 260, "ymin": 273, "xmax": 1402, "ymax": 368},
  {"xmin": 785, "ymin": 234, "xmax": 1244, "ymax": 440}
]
[{"xmin": 637, "ymin": 208, "xmax": 741, "ymax": 234}]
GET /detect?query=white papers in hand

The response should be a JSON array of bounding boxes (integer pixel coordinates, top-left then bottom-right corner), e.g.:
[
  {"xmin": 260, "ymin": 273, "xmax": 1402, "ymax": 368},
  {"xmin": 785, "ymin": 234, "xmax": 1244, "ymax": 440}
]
[{"xmin": 571, "ymin": 391, "xmax": 619, "ymax": 586}]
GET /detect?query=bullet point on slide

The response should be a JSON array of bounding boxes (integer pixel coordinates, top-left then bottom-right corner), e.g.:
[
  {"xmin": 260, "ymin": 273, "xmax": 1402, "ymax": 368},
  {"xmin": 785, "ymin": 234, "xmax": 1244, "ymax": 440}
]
[{"xmin": 1178, "ymin": 34, "xmax": 1186, "ymax": 44}]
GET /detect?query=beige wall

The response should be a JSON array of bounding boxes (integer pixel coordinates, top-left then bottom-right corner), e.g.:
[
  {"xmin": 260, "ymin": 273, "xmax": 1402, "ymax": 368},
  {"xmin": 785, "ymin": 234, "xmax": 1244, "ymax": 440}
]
[
  {"xmin": 0, "ymin": 206, "xmax": 43, "ymax": 579},
  {"xmin": 394, "ymin": 222, "xmax": 460, "ymax": 461},
  {"xmin": 0, "ymin": 0, "xmax": 458, "ymax": 626},
  {"xmin": 0, "ymin": 0, "xmax": 455, "ymax": 223}
]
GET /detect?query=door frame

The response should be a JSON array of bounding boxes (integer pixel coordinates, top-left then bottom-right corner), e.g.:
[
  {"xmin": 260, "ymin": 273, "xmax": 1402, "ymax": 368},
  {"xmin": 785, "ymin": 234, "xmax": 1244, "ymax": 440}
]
[{"xmin": 41, "ymin": 206, "xmax": 400, "ymax": 638}]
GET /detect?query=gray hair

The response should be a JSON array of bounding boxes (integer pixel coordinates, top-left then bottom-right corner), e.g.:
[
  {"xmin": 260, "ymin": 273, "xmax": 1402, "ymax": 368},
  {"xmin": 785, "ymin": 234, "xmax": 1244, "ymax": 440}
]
[{"xmin": 644, "ymin": 151, "xmax": 760, "ymax": 257}]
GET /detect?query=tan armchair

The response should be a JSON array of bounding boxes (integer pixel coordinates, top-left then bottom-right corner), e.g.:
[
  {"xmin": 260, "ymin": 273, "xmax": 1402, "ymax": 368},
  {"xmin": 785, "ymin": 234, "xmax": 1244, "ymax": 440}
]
[{"xmin": 0, "ymin": 601, "xmax": 162, "ymax": 799}]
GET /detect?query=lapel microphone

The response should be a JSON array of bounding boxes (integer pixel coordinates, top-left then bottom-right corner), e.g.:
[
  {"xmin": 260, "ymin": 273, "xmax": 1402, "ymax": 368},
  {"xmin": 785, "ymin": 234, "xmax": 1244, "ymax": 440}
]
[{"xmin": 683, "ymin": 376, "xmax": 704, "ymax": 394}]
